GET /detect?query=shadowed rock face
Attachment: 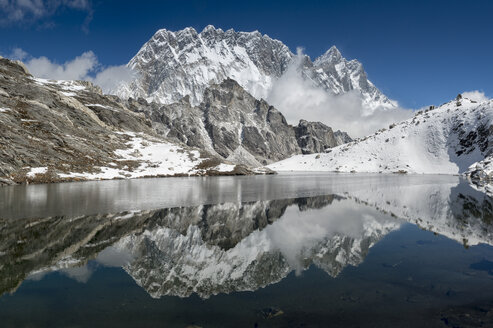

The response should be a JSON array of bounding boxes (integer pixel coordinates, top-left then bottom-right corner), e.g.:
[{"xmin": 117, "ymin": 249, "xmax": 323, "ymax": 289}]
[
  {"xmin": 126, "ymin": 79, "xmax": 351, "ymax": 166},
  {"xmin": 467, "ymin": 155, "xmax": 493, "ymax": 197},
  {"xmin": 0, "ymin": 58, "xmax": 169, "ymax": 183}
]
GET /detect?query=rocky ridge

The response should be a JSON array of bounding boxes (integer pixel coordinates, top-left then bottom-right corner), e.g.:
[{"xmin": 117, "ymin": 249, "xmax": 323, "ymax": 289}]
[{"xmin": 0, "ymin": 57, "xmax": 269, "ymax": 185}]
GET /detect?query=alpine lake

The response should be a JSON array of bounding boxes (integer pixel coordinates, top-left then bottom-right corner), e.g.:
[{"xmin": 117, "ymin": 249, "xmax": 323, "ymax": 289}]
[{"xmin": 1, "ymin": 173, "xmax": 492, "ymax": 327}]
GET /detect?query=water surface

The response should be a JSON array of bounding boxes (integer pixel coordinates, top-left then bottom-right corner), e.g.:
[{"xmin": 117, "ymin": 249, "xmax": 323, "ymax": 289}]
[{"xmin": 0, "ymin": 173, "xmax": 492, "ymax": 327}]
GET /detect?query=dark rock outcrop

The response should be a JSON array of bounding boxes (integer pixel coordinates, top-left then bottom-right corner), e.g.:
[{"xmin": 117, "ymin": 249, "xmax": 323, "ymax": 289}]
[{"xmin": 295, "ymin": 120, "xmax": 338, "ymax": 154}]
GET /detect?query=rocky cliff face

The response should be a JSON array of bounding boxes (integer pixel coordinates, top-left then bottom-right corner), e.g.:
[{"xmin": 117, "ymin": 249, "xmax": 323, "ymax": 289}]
[
  {"xmin": 0, "ymin": 58, "xmax": 266, "ymax": 185},
  {"xmin": 295, "ymin": 120, "xmax": 339, "ymax": 154},
  {"xmin": 117, "ymin": 25, "xmax": 395, "ymax": 112},
  {"xmin": 126, "ymin": 79, "xmax": 351, "ymax": 166}
]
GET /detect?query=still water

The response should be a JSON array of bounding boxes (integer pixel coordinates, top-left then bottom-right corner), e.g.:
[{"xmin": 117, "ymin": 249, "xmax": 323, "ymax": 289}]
[{"xmin": 0, "ymin": 173, "xmax": 492, "ymax": 327}]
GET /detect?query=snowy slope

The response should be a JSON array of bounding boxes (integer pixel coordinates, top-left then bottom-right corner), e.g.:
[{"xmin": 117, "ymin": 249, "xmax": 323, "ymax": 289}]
[
  {"xmin": 268, "ymin": 96, "xmax": 493, "ymax": 175},
  {"xmin": 116, "ymin": 25, "xmax": 394, "ymax": 111}
]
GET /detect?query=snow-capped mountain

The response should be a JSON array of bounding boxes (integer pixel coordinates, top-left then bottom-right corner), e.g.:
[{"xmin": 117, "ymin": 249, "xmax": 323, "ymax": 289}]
[
  {"xmin": 309, "ymin": 46, "xmax": 396, "ymax": 110},
  {"xmin": 116, "ymin": 25, "xmax": 395, "ymax": 111},
  {"xmin": 117, "ymin": 25, "xmax": 291, "ymax": 105},
  {"xmin": 269, "ymin": 95, "xmax": 493, "ymax": 175}
]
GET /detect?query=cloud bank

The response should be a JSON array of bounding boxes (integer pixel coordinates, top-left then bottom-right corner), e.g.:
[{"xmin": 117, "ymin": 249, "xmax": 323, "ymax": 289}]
[
  {"xmin": 266, "ymin": 49, "xmax": 414, "ymax": 138},
  {"xmin": 7, "ymin": 48, "xmax": 134, "ymax": 94}
]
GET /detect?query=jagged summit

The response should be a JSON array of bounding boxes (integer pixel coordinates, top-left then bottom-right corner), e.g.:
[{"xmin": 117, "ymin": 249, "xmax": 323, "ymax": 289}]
[
  {"xmin": 311, "ymin": 46, "xmax": 396, "ymax": 110},
  {"xmin": 201, "ymin": 24, "xmax": 264, "ymax": 37},
  {"xmin": 314, "ymin": 45, "xmax": 342, "ymax": 64},
  {"xmin": 202, "ymin": 24, "xmax": 216, "ymax": 32},
  {"xmin": 118, "ymin": 25, "xmax": 291, "ymax": 105},
  {"xmin": 117, "ymin": 25, "xmax": 395, "ymax": 111}
]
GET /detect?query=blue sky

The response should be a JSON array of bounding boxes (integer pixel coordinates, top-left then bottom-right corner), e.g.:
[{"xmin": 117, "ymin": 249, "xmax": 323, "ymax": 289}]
[{"xmin": 0, "ymin": 0, "xmax": 492, "ymax": 108}]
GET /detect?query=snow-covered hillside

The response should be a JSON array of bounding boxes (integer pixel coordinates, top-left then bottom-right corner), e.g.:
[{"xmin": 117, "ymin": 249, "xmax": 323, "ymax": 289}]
[
  {"xmin": 268, "ymin": 96, "xmax": 493, "ymax": 175},
  {"xmin": 116, "ymin": 25, "xmax": 395, "ymax": 111}
]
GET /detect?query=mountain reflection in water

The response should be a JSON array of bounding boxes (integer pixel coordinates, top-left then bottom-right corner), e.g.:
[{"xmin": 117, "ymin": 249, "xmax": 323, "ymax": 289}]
[{"xmin": 1, "ymin": 175, "xmax": 492, "ymax": 301}]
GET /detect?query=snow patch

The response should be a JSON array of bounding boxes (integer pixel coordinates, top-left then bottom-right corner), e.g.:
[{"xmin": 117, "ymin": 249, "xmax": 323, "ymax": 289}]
[
  {"xmin": 26, "ymin": 167, "xmax": 48, "ymax": 177},
  {"xmin": 59, "ymin": 132, "xmax": 203, "ymax": 180},
  {"xmin": 212, "ymin": 163, "xmax": 236, "ymax": 172}
]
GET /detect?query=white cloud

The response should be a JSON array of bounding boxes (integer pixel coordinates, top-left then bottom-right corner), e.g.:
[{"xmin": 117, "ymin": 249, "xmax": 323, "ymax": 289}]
[
  {"xmin": 26, "ymin": 51, "xmax": 98, "ymax": 80},
  {"xmin": 266, "ymin": 49, "xmax": 414, "ymax": 138},
  {"xmin": 14, "ymin": 49, "xmax": 134, "ymax": 94},
  {"xmin": 462, "ymin": 90, "xmax": 490, "ymax": 103},
  {"xmin": 0, "ymin": 0, "xmax": 93, "ymax": 31}
]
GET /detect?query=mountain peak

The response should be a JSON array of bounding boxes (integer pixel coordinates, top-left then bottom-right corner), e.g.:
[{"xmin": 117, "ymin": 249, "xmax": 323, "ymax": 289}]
[
  {"xmin": 201, "ymin": 24, "xmax": 225, "ymax": 34},
  {"xmin": 327, "ymin": 45, "xmax": 341, "ymax": 57},
  {"xmin": 315, "ymin": 45, "xmax": 342, "ymax": 64},
  {"xmin": 202, "ymin": 24, "xmax": 217, "ymax": 32}
]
